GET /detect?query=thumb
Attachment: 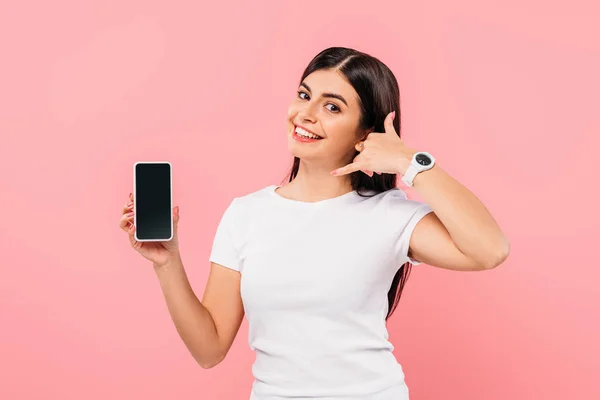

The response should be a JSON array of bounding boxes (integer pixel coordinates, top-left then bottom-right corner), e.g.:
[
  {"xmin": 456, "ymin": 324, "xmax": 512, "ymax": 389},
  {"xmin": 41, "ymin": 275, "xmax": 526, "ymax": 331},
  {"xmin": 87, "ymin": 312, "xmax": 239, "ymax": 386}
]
[
  {"xmin": 173, "ymin": 206, "xmax": 180, "ymax": 226},
  {"xmin": 384, "ymin": 111, "xmax": 396, "ymax": 135}
]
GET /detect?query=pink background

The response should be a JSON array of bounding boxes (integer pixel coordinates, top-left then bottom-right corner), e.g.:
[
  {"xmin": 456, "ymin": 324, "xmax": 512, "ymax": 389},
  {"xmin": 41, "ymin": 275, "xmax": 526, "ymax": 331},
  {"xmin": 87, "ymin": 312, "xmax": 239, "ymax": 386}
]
[{"xmin": 1, "ymin": 1, "xmax": 598, "ymax": 399}]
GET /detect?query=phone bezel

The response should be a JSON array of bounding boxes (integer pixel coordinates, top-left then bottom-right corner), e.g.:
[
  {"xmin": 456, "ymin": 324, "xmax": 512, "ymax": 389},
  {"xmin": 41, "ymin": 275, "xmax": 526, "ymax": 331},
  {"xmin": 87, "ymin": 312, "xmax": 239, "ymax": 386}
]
[{"xmin": 132, "ymin": 161, "xmax": 173, "ymax": 242}]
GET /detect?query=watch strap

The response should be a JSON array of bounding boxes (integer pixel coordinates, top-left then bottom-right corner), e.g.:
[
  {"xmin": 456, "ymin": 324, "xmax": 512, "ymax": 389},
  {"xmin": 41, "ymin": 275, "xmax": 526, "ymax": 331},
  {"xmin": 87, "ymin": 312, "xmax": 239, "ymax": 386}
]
[{"xmin": 402, "ymin": 164, "xmax": 419, "ymax": 187}]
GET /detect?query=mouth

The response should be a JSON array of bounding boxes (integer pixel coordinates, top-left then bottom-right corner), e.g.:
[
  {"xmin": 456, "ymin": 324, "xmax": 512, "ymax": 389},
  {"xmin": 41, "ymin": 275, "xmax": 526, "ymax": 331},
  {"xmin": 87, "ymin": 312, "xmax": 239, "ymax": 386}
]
[{"xmin": 293, "ymin": 125, "xmax": 324, "ymax": 141}]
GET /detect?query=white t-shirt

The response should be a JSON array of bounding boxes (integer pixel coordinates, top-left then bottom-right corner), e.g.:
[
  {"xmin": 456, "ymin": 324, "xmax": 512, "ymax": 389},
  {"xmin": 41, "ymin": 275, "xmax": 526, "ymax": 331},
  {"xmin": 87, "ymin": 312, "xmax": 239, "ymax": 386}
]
[{"xmin": 209, "ymin": 184, "xmax": 433, "ymax": 400}]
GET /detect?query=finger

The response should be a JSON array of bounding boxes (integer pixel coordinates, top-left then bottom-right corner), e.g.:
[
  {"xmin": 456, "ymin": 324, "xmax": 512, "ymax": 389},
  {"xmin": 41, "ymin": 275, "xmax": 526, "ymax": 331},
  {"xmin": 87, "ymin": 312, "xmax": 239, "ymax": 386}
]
[
  {"xmin": 384, "ymin": 111, "xmax": 396, "ymax": 135},
  {"xmin": 173, "ymin": 206, "xmax": 179, "ymax": 226},
  {"xmin": 363, "ymin": 169, "xmax": 374, "ymax": 177},
  {"xmin": 120, "ymin": 216, "xmax": 133, "ymax": 233},
  {"xmin": 128, "ymin": 225, "xmax": 140, "ymax": 248},
  {"xmin": 119, "ymin": 212, "xmax": 134, "ymax": 231},
  {"xmin": 331, "ymin": 162, "xmax": 365, "ymax": 176},
  {"xmin": 122, "ymin": 201, "xmax": 133, "ymax": 214}
]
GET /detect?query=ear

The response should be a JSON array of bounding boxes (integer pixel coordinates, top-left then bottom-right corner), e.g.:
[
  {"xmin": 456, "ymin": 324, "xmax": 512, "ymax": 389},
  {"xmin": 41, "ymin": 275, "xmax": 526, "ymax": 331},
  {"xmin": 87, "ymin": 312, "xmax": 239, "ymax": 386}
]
[{"xmin": 361, "ymin": 127, "xmax": 374, "ymax": 139}]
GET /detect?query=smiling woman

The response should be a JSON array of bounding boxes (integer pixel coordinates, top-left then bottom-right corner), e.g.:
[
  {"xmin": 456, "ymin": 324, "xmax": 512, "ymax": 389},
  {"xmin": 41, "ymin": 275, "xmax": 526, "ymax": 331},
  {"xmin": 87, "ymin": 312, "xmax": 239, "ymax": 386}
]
[
  {"xmin": 213, "ymin": 47, "xmax": 434, "ymax": 399},
  {"xmin": 126, "ymin": 46, "xmax": 509, "ymax": 400}
]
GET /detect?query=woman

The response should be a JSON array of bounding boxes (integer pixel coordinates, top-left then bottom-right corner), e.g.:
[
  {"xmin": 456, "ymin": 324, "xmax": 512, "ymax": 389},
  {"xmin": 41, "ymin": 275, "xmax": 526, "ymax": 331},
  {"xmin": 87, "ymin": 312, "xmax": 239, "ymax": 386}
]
[{"xmin": 119, "ymin": 47, "xmax": 510, "ymax": 399}]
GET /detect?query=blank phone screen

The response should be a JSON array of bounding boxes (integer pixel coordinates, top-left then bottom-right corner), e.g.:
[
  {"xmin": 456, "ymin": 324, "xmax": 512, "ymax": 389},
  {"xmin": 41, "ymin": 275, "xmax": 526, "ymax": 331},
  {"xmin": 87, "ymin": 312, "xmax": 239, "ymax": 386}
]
[{"xmin": 134, "ymin": 162, "xmax": 172, "ymax": 241}]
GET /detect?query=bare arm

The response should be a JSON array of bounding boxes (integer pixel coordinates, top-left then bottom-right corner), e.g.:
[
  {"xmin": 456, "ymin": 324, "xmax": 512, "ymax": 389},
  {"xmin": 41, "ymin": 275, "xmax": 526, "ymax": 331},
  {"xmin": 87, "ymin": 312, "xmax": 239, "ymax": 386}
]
[
  {"xmin": 153, "ymin": 255, "xmax": 244, "ymax": 368},
  {"xmin": 408, "ymin": 164, "xmax": 509, "ymax": 270},
  {"xmin": 330, "ymin": 112, "xmax": 509, "ymax": 271}
]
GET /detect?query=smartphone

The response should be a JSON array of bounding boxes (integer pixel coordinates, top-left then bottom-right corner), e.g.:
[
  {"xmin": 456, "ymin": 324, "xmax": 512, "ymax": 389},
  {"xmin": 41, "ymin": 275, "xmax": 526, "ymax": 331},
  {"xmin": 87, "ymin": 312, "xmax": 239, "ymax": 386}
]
[{"xmin": 133, "ymin": 161, "xmax": 173, "ymax": 242}]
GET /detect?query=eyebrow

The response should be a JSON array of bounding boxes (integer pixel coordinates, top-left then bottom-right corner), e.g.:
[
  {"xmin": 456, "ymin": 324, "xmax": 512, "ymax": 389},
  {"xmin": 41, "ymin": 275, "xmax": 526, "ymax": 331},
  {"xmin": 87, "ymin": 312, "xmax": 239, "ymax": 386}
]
[{"xmin": 300, "ymin": 82, "xmax": 348, "ymax": 107}]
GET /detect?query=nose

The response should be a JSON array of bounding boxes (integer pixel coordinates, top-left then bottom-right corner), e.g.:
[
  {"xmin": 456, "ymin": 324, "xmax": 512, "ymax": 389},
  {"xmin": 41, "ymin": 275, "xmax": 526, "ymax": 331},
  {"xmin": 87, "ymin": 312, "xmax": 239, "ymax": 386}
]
[{"xmin": 297, "ymin": 102, "xmax": 318, "ymax": 123}]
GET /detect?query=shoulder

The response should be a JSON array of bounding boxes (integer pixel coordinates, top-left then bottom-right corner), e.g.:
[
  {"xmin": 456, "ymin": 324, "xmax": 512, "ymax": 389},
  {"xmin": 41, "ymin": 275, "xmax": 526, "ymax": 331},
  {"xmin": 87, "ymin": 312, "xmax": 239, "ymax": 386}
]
[
  {"xmin": 377, "ymin": 187, "xmax": 431, "ymax": 215},
  {"xmin": 221, "ymin": 185, "xmax": 274, "ymax": 216},
  {"xmin": 231, "ymin": 185, "xmax": 273, "ymax": 205},
  {"xmin": 364, "ymin": 187, "xmax": 409, "ymax": 206},
  {"xmin": 381, "ymin": 187, "xmax": 408, "ymax": 200}
]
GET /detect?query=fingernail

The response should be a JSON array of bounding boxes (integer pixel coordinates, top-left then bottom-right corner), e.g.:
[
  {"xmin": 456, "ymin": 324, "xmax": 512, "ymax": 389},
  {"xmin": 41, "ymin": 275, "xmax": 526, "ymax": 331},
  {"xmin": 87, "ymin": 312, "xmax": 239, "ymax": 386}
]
[
  {"xmin": 331, "ymin": 170, "xmax": 338, "ymax": 176},
  {"xmin": 391, "ymin": 111, "xmax": 396, "ymax": 121}
]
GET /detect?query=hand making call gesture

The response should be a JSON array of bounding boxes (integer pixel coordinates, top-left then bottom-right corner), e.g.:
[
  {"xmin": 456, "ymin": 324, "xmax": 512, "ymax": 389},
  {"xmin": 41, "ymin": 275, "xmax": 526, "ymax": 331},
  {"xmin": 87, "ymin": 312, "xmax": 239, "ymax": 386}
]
[{"xmin": 330, "ymin": 111, "xmax": 417, "ymax": 178}]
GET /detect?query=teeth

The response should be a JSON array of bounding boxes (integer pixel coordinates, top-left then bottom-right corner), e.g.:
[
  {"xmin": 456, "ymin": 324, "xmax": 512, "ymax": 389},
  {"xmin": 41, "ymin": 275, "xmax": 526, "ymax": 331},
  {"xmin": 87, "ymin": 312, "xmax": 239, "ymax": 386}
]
[{"xmin": 295, "ymin": 126, "xmax": 321, "ymax": 139}]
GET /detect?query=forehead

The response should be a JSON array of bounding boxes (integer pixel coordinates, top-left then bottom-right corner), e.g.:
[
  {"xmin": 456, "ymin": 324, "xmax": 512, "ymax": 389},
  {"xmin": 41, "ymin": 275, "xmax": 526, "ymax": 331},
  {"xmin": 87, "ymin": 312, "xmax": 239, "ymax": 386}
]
[{"xmin": 302, "ymin": 69, "xmax": 359, "ymax": 105}]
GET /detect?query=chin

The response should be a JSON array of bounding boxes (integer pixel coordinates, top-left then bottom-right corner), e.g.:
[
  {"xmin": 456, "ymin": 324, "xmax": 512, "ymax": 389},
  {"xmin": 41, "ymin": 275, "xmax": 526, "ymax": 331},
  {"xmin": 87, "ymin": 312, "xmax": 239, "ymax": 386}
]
[
  {"xmin": 287, "ymin": 140, "xmax": 312, "ymax": 159},
  {"xmin": 287, "ymin": 140, "xmax": 303, "ymax": 157}
]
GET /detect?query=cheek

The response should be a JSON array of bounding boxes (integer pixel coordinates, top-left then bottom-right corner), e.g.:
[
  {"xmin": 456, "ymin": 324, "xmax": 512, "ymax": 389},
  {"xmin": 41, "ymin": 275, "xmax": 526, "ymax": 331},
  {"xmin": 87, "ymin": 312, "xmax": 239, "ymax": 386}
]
[
  {"xmin": 286, "ymin": 107, "xmax": 298, "ymax": 135},
  {"xmin": 323, "ymin": 118, "xmax": 356, "ymax": 141},
  {"xmin": 287, "ymin": 103, "xmax": 300, "ymax": 119}
]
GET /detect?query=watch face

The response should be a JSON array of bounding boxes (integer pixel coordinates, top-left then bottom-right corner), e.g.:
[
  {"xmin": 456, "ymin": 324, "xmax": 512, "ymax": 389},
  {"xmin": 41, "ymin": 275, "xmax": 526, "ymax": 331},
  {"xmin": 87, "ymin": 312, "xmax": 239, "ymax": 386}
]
[{"xmin": 415, "ymin": 153, "xmax": 432, "ymax": 166}]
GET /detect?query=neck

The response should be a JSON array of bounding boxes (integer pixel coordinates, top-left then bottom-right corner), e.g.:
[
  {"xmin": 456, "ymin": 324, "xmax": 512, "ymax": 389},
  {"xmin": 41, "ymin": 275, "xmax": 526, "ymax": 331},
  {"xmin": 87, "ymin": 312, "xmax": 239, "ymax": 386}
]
[{"xmin": 287, "ymin": 159, "xmax": 354, "ymax": 201}]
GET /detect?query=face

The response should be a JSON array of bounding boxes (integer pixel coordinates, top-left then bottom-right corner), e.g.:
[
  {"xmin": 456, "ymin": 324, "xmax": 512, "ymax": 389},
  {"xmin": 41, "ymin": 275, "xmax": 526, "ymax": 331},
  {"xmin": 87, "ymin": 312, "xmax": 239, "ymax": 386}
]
[{"xmin": 286, "ymin": 69, "xmax": 369, "ymax": 164}]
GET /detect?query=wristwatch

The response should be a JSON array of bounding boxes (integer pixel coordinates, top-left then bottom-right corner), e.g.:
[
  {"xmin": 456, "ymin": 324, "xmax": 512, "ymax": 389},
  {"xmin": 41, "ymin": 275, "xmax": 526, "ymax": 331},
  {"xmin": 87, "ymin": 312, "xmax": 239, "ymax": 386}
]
[{"xmin": 401, "ymin": 152, "xmax": 436, "ymax": 187}]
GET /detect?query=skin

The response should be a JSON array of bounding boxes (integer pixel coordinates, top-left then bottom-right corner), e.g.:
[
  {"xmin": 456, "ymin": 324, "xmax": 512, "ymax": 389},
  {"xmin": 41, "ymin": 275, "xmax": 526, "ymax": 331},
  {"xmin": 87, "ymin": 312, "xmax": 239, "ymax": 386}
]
[
  {"xmin": 119, "ymin": 68, "xmax": 510, "ymax": 369},
  {"xmin": 280, "ymin": 69, "xmax": 374, "ymax": 203}
]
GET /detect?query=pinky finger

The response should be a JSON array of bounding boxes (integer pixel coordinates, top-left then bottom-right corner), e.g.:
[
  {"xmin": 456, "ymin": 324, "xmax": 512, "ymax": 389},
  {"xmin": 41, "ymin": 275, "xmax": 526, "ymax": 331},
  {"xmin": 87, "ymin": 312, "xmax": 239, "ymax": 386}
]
[{"xmin": 128, "ymin": 225, "xmax": 141, "ymax": 248}]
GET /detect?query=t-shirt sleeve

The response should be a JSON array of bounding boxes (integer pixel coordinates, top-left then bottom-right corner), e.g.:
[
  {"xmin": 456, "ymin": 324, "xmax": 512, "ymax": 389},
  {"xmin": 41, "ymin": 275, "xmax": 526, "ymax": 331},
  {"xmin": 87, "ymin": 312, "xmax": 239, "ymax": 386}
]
[
  {"xmin": 398, "ymin": 202, "xmax": 434, "ymax": 265},
  {"xmin": 209, "ymin": 198, "xmax": 241, "ymax": 272},
  {"xmin": 386, "ymin": 189, "xmax": 434, "ymax": 266}
]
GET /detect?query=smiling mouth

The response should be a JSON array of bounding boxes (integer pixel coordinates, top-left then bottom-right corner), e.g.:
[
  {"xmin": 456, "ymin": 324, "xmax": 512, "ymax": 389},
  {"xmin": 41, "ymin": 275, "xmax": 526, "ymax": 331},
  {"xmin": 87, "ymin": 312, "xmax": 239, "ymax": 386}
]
[{"xmin": 294, "ymin": 126, "xmax": 323, "ymax": 140}]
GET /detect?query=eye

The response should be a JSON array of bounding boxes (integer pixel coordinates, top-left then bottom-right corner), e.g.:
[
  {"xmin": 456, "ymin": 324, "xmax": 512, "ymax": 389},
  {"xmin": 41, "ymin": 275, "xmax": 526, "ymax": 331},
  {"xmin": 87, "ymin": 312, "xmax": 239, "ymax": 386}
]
[
  {"xmin": 297, "ymin": 90, "xmax": 309, "ymax": 100},
  {"xmin": 325, "ymin": 103, "xmax": 340, "ymax": 113}
]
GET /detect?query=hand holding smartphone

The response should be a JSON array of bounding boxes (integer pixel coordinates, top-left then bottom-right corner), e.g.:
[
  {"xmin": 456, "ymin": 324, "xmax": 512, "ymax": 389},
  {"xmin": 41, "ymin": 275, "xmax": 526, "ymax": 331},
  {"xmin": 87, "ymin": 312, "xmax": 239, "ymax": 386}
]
[{"xmin": 119, "ymin": 161, "xmax": 180, "ymax": 267}]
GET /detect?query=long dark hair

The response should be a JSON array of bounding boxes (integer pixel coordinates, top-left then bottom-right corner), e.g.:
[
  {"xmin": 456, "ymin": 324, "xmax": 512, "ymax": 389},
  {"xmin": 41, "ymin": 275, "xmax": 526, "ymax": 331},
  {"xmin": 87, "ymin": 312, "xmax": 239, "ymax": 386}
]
[{"xmin": 282, "ymin": 47, "xmax": 412, "ymax": 321}]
